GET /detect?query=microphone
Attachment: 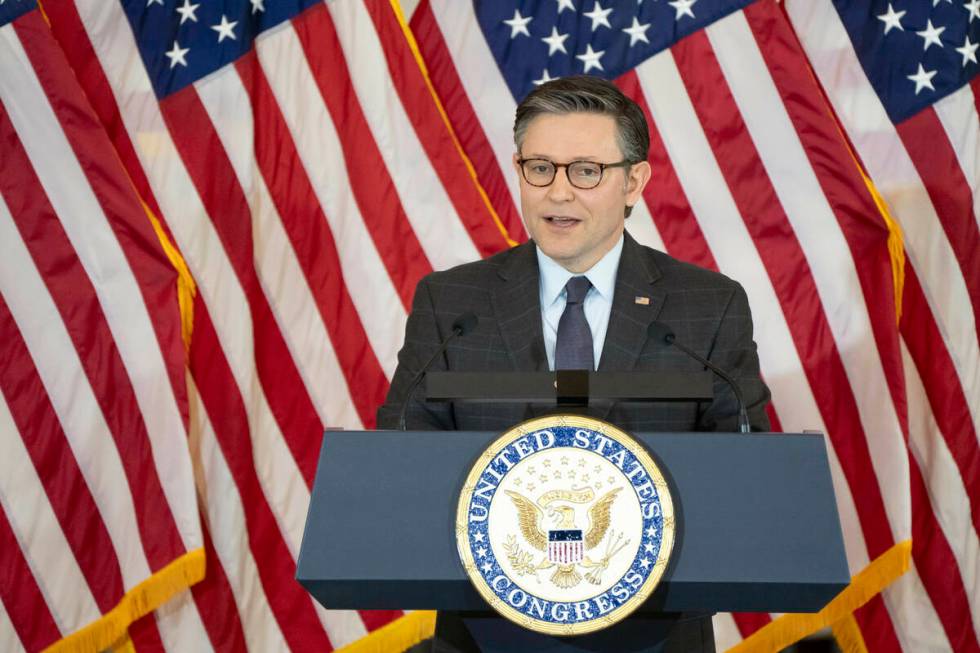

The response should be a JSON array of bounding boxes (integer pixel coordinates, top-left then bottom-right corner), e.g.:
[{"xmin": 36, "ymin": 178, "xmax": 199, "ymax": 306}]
[
  {"xmin": 647, "ymin": 321, "xmax": 751, "ymax": 433},
  {"xmin": 398, "ymin": 312, "xmax": 478, "ymax": 430}
]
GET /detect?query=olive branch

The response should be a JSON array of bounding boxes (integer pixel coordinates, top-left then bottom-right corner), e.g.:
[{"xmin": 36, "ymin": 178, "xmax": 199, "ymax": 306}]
[{"xmin": 503, "ymin": 535, "xmax": 540, "ymax": 577}]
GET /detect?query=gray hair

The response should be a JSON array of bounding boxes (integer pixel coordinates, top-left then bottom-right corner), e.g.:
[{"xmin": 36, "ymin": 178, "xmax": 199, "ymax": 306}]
[{"xmin": 513, "ymin": 75, "xmax": 649, "ymax": 165}]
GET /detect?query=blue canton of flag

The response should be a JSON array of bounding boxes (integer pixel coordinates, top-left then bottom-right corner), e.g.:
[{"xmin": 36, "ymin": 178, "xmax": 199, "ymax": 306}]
[
  {"xmin": 0, "ymin": 0, "xmax": 35, "ymax": 27},
  {"xmin": 834, "ymin": 0, "xmax": 980, "ymax": 122},
  {"xmin": 121, "ymin": 0, "xmax": 321, "ymax": 98},
  {"xmin": 476, "ymin": 0, "xmax": 753, "ymax": 101}
]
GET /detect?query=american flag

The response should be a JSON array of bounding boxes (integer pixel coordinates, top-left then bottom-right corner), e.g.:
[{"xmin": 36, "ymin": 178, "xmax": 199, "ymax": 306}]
[
  {"xmin": 0, "ymin": 2, "xmax": 202, "ymax": 651},
  {"xmin": 788, "ymin": 2, "xmax": 980, "ymax": 651},
  {"xmin": 406, "ymin": 0, "xmax": 977, "ymax": 650},
  {"xmin": 15, "ymin": 0, "xmax": 507, "ymax": 650}
]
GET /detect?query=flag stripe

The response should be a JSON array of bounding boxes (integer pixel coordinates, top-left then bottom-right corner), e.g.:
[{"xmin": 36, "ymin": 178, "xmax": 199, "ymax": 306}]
[
  {"xmin": 673, "ymin": 28, "xmax": 898, "ymax": 553},
  {"xmin": 409, "ymin": 0, "xmax": 523, "ymax": 238},
  {"xmin": 328, "ymin": 0, "xmax": 485, "ymax": 269},
  {"xmin": 293, "ymin": 3, "xmax": 432, "ymax": 307},
  {"xmin": 13, "ymin": 12, "xmax": 199, "ymax": 549},
  {"xmin": 423, "ymin": 0, "xmax": 523, "ymax": 214},
  {"xmin": 901, "ymin": 268, "xmax": 980, "ymax": 538},
  {"xmin": 256, "ymin": 18, "xmax": 409, "ymax": 379},
  {"xmin": 785, "ymin": 1, "xmax": 980, "ymax": 435},
  {"xmin": 0, "ymin": 498, "xmax": 61, "ymax": 651},
  {"xmin": 128, "ymin": 611, "xmax": 166, "ymax": 652},
  {"xmin": 741, "ymin": 0, "xmax": 907, "ymax": 424},
  {"xmin": 904, "ymin": 342, "xmax": 980, "ymax": 638},
  {"xmin": 879, "ymin": 562, "xmax": 946, "ymax": 652},
  {"xmin": 191, "ymin": 520, "xmax": 251, "ymax": 651},
  {"xmin": 159, "ymin": 86, "xmax": 323, "ymax": 487},
  {"xmin": 909, "ymin": 457, "xmax": 980, "ymax": 653},
  {"xmin": 896, "ymin": 107, "xmax": 980, "ymax": 349},
  {"xmin": 931, "ymin": 83, "xmax": 980, "ymax": 236},
  {"xmin": 0, "ymin": 335, "xmax": 102, "ymax": 634},
  {"xmin": 0, "ymin": 284, "xmax": 123, "ymax": 614},
  {"xmin": 709, "ymin": 8, "xmax": 910, "ymax": 538},
  {"xmin": 189, "ymin": 298, "xmax": 332, "ymax": 652},
  {"xmin": 0, "ymin": 119, "xmax": 161, "ymax": 596},
  {"xmin": 40, "ymin": 0, "xmax": 172, "ymax": 245},
  {"xmin": 227, "ymin": 51, "xmax": 382, "ymax": 429},
  {"xmin": 363, "ymin": 0, "xmax": 515, "ymax": 254},
  {"xmin": 191, "ymin": 379, "xmax": 287, "ymax": 651},
  {"xmin": 615, "ymin": 71, "xmax": 719, "ymax": 272},
  {"xmin": 0, "ymin": 85, "xmax": 186, "ymax": 573}
]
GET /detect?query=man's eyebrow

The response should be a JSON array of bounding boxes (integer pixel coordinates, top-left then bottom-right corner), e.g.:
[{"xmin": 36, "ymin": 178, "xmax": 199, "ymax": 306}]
[{"xmin": 522, "ymin": 153, "xmax": 603, "ymax": 161}]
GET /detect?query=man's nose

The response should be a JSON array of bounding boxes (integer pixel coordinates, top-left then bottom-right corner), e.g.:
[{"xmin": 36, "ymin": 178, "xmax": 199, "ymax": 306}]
[{"xmin": 546, "ymin": 167, "xmax": 575, "ymax": 201}]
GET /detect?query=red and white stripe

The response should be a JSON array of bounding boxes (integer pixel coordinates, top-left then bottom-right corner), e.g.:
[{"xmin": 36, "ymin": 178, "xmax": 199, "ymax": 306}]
[
  {"xmin": 0, "ymin": 8, "xmax": 201, "ymax": 651},
  {"xmin": 410, "ymin": 0, "xmax": 925, "ymax": 650},
  {"xmin": 787, "ymin": 3, "xmax": 980, "ymax": 651},
  {"xmin": 36, "ymin": 0, "xmax": 511, "ymax": 649}
]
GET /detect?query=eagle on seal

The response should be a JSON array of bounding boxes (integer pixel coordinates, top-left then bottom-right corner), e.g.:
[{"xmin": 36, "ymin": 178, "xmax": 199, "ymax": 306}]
[{"xmin": 504, "ymin": 487, "xmax": 622, "ymax": 588}]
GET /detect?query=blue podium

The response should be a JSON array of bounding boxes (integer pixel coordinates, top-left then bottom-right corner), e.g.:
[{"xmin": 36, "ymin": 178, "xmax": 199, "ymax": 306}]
[{"xmin": 297, "ymin": 430, "xmax": 849, "ymax": 651}]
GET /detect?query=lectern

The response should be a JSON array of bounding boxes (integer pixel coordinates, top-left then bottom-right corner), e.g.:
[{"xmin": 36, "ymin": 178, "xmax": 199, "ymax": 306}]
[{"xmin": 297, "ymin": 429, "xmax": 849, "ymax": 652}]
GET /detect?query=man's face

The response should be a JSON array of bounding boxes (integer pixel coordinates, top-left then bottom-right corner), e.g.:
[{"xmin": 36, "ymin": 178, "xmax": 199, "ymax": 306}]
[{"xmin": 514, "ymin": 112, "xmax": 650, "ymax": 273}]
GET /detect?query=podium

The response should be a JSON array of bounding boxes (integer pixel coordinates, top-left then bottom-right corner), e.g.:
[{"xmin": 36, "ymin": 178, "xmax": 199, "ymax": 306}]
[{"xmin": 297, "ymin": 429, "xmax": 849, "ymax": 651}]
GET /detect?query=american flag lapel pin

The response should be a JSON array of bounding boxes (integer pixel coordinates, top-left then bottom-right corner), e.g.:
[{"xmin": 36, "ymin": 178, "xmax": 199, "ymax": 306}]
[{"xmin": 635, "ymin": 296, "xmax": 650, "ymax": 305}]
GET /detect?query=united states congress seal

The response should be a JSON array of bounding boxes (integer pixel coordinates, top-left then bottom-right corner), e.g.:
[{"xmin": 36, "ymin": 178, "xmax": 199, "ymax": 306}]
[{"xmin": 456, "ymin": 415, "xmax": 675, "ymax": 636}]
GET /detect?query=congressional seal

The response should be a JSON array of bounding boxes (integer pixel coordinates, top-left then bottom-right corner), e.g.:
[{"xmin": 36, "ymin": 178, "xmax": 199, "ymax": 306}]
[{"xmin": 456, "ymin": 415, "xmax": 675, "ymax": 636}]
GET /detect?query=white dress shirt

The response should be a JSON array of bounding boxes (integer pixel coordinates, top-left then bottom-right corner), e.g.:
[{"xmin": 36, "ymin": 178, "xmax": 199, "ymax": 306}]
[{"xmin": 536, "ymin": 234, "xmax": 624, "ymax": 370}]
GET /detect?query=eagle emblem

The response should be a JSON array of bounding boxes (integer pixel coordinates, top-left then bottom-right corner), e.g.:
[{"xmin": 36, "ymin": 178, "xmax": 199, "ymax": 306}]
[{"xmin": 504, "ymin": 487, "xmax": 629, "ymax": 588}]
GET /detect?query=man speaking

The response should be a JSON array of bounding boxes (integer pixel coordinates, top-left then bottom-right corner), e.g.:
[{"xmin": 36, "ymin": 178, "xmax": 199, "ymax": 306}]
[{"xmin": 378, "ymin": 75, "xmax": 769, "ymax": 435}]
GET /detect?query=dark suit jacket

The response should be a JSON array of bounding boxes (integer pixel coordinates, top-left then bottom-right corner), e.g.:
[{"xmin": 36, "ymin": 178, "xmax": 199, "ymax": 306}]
[{"xmin": 378, "ymin": 233, "xmax": 770, "ymax": 432}]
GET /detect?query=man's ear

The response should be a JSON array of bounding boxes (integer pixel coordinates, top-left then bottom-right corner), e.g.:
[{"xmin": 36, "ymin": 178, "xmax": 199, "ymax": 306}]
[
  {"xmin": 513, "ymin": 153, "xmax": 522, "ymax": 176},
  {"xmin": 625, "ymin": 161, "xmax": 652, "ymax": 205}
]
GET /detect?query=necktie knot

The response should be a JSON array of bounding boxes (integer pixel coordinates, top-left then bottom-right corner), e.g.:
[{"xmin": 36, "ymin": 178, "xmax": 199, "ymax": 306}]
[{"xmin": 565, "ymin": 276, "xmax": 592, "ymax": 305}]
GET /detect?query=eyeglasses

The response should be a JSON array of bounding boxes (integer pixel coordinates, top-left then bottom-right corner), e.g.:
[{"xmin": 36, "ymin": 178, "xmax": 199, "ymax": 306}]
[{"xmin": 517, "ymin": 157, "xmax": 633, "ymax": 190}]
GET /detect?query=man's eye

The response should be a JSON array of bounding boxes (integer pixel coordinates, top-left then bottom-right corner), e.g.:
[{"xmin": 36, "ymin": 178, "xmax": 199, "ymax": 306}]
[
  {"xmin": 574, "ymin": 165, "xmax": 600, "ymax": 177},
  {"xmin": 531, "ymin": 165, "xmax": 552, "ymax": 174}
]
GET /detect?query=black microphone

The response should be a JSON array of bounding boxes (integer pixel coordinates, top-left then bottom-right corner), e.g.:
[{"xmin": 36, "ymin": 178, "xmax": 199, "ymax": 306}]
[
  {"xmin": 398, "ymin": 312, "xmax": 478, "ymax": 430},
  {"xmin": 648, "ymin": 321, "xmax": 751, "ymax": 433}
]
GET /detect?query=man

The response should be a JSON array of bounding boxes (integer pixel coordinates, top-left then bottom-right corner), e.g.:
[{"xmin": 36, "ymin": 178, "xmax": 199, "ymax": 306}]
[{"xmin": 378, "ymin": 75, "xmax": 769, "ymax": 434}]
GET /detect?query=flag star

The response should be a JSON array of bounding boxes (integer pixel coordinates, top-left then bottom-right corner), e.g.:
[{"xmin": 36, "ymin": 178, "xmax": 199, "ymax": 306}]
[
  {"xmin": 584, "ymin": 1, "xmax": 613, "ymax": 31},
  {"xmin": 146, "ymin": 0, "xmax": 164, "ymax": 5},
  {"xmin": 877, "ymin": 3, "xmax": 906, "ymax": 34},
  {"xmin": 956, "ymin": 35, "xmax": 979, "ymax": 65},
  {"xmin": 916, "ymin": 20, "xmax": 945, "ymax": 51},
  {"xmin": 907, "ymin": 63, "xmax": 938, "ymax": 94},
  {"xmin": 542, "ymin": 27, "xmax": 570, "ymax": 55},
  {"xmin": 556, "ymin": 0, "xmax": 576, "ymax": 13},
  {"xmin": 966, "ymin": 0, "xmax": 980, "ymax": 22},
  {"xmin": 165, "ymin": 41, "xmax": 189, "ymax": 69},
  {"xmin": 504, "ymin": 9, "xmax": 532, "ymax": 38},
  {"xmin": 933, "ymin": 0, "xmax": 952, "ymax": 5},
  {"xmin": 250, "ymin": 0, "xmax": 265, "ymax": 14},
  {"xmin": 669, "ymin": 0, "xmax": 696, "ymax": 20},
  {"xmin": 175, "ymin": 0, "xmax": 199, "ymax": 24},
  {"xmin": 211, "ymin": 15, "xmax": 238, "ymax": 42},
  {"xmin": 576, "ymin": 43, "xmax": 605, "ymax": 72},
  {"xmin": 622, "ymin": 16, "xmax": 651, "ymax": 46},
  {"xmin": 534, "ymin": 69, "xmax": 557, "ymax": 86}
]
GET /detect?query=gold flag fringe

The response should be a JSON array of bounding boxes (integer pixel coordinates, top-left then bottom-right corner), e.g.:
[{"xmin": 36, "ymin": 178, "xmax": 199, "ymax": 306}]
[
  {"xmin": 336, "ymin": 610, "xmax": 437, "ymax": 653},
  {"xmin": 45, "ymin": 548, "xmax": 206, "ymax": 653}
]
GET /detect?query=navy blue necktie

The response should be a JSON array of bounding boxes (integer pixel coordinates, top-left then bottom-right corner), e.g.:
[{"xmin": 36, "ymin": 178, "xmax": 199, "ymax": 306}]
[{"xmin": 555, "ymin": 276, "xmax": 594, "ymax": 370}]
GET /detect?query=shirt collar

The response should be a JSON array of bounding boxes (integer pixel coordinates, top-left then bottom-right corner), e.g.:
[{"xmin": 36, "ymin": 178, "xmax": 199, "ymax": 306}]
[{"xmin": 536, "ymin": 233, "xmax": 625, "ymax": 307}]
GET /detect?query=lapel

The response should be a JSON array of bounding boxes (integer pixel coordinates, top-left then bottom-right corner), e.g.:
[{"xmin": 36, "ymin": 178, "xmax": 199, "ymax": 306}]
[
  {"xmin": 595, "ymin": 233, "xmax": 667, "ymax": 419},
  {"xmin": 490, "ymin": 241, "xmax": 549, "ymax": 373}
]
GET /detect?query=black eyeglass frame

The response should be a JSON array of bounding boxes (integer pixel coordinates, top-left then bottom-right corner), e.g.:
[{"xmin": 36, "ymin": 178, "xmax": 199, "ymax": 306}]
[{"xmin": 516, "ymin": 157, "xmax": 634, "ymax": 189}]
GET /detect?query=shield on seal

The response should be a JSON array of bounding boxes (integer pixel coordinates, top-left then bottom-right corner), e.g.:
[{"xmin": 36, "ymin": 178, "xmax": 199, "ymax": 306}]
[{"xmin": 548, "ymin": 529, "xmax": 584, "ymax": 564}]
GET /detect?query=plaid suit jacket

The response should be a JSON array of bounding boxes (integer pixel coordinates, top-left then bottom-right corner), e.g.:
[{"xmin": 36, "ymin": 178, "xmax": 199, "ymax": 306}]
[{"xmin": 377, "ymin": 232, "xmax": 770, "ymax": 433}]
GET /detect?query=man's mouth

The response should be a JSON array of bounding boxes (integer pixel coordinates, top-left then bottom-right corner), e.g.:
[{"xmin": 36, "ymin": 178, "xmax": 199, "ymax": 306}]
[{"xmin": 544, "ymin": 215, "xmax": 581, "ymax": 226}]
